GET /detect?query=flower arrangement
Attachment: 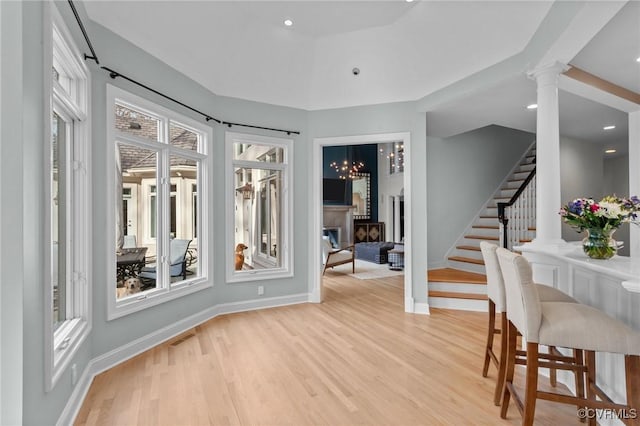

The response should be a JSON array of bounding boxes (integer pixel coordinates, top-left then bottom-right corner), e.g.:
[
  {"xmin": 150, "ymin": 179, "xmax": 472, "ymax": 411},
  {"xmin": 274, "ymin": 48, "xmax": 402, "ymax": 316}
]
[{"xmin": 559, "ymin": 195, "xmax": 640, "ymax": 259}]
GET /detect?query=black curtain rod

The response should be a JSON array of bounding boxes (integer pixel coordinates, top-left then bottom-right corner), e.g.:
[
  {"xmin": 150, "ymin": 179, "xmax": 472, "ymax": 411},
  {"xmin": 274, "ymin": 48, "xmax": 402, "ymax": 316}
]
[
  {"xmin": 102, "ymin": 67, "xmax": 221, "ymax": 124},
  {"xmin": 67, "ymin": 1, "xmax": 300, "ymax": 136},
  {"xmin": 67, "ymin": 0, "xmax": 99, "ymax": 64}
]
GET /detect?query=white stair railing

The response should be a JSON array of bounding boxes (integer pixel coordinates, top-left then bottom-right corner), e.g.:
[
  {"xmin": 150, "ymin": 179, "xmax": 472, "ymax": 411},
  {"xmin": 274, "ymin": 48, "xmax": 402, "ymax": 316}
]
[{"xmin": 498, "ymin": 171, "xmax": 536, "ymax": 250}]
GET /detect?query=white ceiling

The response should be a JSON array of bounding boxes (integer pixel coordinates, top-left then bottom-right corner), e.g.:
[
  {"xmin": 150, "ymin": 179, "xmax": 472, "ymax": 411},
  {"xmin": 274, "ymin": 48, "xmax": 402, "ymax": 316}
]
[
  {"xmin": 83, "ymin": 0, "xmax": 638, "ymax": 151},
  {"xmin": 83, "ymin": 0, "xmax": 552, "ymax": 110}
]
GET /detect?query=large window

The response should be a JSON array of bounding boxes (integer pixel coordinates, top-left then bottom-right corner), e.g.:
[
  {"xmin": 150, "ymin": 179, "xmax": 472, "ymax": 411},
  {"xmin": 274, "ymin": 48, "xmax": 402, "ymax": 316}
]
[
  {"xmin": 45, "ymin": 5, "xmax": 91, "ymax": 391},
  {"xmin": 107, "ymin": 85, "xmax": 211, "ymax": 319},
  {"xmin": 226, "ymin": 132, "xmax": 293, "ymax": 281}
]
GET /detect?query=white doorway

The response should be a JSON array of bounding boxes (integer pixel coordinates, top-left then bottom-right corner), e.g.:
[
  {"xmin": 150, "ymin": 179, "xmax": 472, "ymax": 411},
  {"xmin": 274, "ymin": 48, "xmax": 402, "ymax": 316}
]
[{"xmin": 310, "ymin": 132, "xmax": 414, "ymax": 313}]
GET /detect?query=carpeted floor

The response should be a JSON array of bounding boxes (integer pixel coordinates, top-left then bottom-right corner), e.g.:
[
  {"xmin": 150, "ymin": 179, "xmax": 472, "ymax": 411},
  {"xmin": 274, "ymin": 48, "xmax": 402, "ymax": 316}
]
[{"xmin": 324, "ymin": 259, "xmax": 404, "ymax": 279}]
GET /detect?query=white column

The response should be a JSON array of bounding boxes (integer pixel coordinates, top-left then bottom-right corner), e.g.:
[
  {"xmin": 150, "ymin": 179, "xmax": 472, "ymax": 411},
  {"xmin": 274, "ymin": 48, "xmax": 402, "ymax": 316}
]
[
  {"xmin": 629, "ymin": 111, "xmax": 640, "ymax": 260},
  {"xmin": 528, "ymin": 62, "xmax": 568, "ymax": 246},
  {"xmin": 393, "ymin": 195, "xmax": 401, "ymax": 242}
]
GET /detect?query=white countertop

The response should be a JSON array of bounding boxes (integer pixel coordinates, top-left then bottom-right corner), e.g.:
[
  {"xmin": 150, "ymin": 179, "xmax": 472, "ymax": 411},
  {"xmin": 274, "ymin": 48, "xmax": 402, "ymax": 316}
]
[{"xmin": 516, "ymin": 242, "xmax": 640, "ymax": 292}]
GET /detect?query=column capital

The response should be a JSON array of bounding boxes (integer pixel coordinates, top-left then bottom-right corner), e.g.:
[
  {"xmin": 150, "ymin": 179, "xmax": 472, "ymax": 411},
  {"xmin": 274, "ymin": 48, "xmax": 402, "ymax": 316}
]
[{"xmin": 527, "ymin": 61, "xmax": 570, "ymax": 83}]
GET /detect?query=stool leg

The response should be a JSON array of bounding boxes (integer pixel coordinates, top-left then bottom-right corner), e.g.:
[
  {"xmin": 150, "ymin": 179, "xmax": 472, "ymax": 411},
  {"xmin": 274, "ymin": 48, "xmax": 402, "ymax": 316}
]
[
  {"xmin": 494, "ymin": 312, "xmax": 508, "ymax": 406},
  {"xmin": 483, "ymin": 299, "xmax": 496, "ymax": 378},
  {"xmin": 523, "ymin": 342, "xmax": 539, "ymax": 426},
  {"xmin": 585, "ymin": 351, "xmax": 597, "ymax": 426},
  {"xmin": 500, "ymin": 320, "xmax": 518, "ymax": 419},
  {"xmin": 573, "ymin": 349, "xmax": 586, "ymax": 423},
  {"xmin": 549, "ymin": 346, "xmax": 557, "ymax": 387},
  {"xmin": 625, "ymin": 355, "xmax": 640, "ymax": 426}
]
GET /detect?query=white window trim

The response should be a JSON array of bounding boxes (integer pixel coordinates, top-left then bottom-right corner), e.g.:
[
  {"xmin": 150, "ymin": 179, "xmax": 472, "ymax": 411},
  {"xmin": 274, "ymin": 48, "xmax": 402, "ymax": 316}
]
[
  {"xmin": 225, "ymin": 132, "xmax": 293, "ymax": 283},
  {"xmin": 106, "ymin": 85, "xmax": 212, "ymax": 320},
  {"xmin": 43, "ymin": 3, "xmax": 92, "ymax": 392}
]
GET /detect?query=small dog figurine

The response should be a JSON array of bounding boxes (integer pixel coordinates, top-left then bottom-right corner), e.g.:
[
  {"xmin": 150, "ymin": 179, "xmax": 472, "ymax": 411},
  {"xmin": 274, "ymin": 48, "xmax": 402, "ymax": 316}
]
[
  {"xmin": 235, "ymin": 243, "xmax": 248, "ymax": 271},
  {"xmin": 116, "ymin": 277, "xmax": 142, "ymax": 299}
]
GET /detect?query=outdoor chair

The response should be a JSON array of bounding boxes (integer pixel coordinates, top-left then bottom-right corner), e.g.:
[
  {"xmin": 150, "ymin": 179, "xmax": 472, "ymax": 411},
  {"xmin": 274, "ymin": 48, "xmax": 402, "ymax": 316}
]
[{"xmin": 139, "ymin": 239, "xmax": 192, "ymax": 283}]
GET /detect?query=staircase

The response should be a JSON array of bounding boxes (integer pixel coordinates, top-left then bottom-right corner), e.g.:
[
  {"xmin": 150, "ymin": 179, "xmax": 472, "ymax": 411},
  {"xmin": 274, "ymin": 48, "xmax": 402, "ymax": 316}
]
[{"xmin": 428, "ymin": 143, "xmax": 537, "ymax": 311}]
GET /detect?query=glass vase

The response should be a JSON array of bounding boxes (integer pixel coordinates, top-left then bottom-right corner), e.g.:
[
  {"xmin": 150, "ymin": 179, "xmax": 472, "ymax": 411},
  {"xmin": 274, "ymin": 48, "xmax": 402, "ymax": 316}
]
[{"xmin": 582, "ymin": 228, "xmax": 618, "ymax": 259}]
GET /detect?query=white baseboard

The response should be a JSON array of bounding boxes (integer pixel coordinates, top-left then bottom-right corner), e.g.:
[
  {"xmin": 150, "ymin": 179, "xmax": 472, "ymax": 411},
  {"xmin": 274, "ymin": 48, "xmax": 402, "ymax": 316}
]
[
  {"xmin": 56, "ymin": 293, "xmax": 310, "ymax": 426},
  {"xmin": 413, "ymin": 302, "xmax": 430, "ymax": 315}
]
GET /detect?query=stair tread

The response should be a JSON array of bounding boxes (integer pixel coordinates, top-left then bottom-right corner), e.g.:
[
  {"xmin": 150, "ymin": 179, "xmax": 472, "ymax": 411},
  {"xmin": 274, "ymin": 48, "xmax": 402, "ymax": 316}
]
[
  {"xmin": 507, "ymin": 179, "xmax": 525, "ymax": 183},
  {"xmin": 465, "ymin": 235, "xmax": 499, "ymax": 241},
  {"xmin": 428, "ymin": 268, "xmax": 487, "ymax": 284},
  {"xmin": 448, "ymin": 256, "xmax": 485, "ymax": 265},
  {"xmin": 479, "ymin": 215, "xmax": 498, "ymax": 219},
  {"xmin": 456, "ymin": 245, "xmax": 481, "ymax": 251},
  {"xmin": 472, "ymin": 225, "xmax": 499, "ymax": 229},
  {"xmin": 428, "ymin": 290, "xmax": 488, "ymax": 301},
  {"xmin": 520, "ymin": 238, "xmax": 532, "ymax": 243}
]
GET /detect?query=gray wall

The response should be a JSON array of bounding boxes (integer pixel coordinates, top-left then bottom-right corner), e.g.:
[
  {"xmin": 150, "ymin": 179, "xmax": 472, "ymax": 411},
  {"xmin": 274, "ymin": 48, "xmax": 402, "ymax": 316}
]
[
  {"xmin": 559, "ymin": 136, "xmax": 605, "ymax": 242},
  {"xmin": 309, "ymin": 102, "xmax": 428, "ymax": 304},
  {"xmin": 1, "ymin": 1, "xmax": 24, "ymax": 424},
  {"xmin": 83, "ymin": 16, "xmax": 310, "ymax": 357},
  {"xmin": 604, "ymin": 154, "xmax": 630, "ymax": 256},
  {"xmin": 426, "ymin": 125, "xmax": 533, "ymax": 266},
  {"xmin": 6, "ymin": 2, "xmax": 431, "ymax": 423}
]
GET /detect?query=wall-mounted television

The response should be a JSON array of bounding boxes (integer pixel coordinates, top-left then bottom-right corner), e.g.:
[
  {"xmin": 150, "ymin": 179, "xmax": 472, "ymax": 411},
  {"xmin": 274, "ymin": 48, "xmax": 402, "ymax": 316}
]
[{"xmin": 323, "ymin": 178, "xmax": 347, "ymax": 204}]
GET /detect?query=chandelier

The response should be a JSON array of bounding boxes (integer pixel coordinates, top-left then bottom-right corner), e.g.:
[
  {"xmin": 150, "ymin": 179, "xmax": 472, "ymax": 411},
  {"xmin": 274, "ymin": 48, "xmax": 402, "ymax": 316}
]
[{"xmin": 329, "ymin": 160, "xmax": 365, "ymax": 180}]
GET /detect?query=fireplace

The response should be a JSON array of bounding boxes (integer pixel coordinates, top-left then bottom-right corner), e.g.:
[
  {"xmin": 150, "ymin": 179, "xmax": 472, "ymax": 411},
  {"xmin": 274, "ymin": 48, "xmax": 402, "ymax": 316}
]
[{"xmin": 322, "ymin": 205, "xmax": 355, "ymax": 247}]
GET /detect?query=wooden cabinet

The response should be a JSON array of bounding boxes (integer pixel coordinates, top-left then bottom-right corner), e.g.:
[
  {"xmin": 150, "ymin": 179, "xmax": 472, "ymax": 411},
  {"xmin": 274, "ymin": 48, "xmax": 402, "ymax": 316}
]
[{"xmin": 353, "ymin": 222, "xmax": 385, "ymax": 243}]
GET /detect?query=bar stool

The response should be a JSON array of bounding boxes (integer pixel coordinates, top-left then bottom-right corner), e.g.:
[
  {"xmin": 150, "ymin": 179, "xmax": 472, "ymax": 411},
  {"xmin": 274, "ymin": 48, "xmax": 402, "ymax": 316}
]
[
  {"xmin": 496, "ymin": 247, "xmax": 640, "ymax": 426},
  {"xmin": 480, "ymin": 242, "xmax": 577, "ymax": 405}
]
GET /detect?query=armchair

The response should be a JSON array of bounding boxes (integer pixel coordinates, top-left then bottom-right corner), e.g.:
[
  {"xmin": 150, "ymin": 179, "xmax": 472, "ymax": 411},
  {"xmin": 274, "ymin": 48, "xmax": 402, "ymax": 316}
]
[
  {"xmin": 322, "ymin": 237, "xmax": 355, "ymax": 275},
  {"xmin": 139, "ymin": 239, "xmax": 192, "ymax": 283}
]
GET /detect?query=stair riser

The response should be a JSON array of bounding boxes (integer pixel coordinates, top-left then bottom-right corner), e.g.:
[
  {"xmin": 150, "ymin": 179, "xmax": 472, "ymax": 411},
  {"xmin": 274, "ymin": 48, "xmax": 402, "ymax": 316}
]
[
  {"xmin": 499, "ymin": 188, "xmax": 517, "ymax": 198},
  {"xmin": 512, "ymin": 171, "xmax": 531, "ymax": 180},
  {"xmin": 476, "ymin": 217, "xmax": 499, "ymax": 227},
  {"xmin": 518, "ymin": 163, "xmax": 535, "ymax": 172},
  {"xmin": 467, "ymin": 227, "xmax": 500, "ymax": 238},
  {"xmin": 428, "ymin": 282, "xmax": 487, "ymax": 294},
  {"xmin": 505, "ymin": 181, "xmax": 524, "ymax": 189},
  {"xmin": 451, "ymin": 249, "xmax": 483, "ymax": 261},
  {"xmin": 447, "ymin": 259, "xmax": 486, "ymax": 274},
  {"xmin": 428, "ymin": 297, "xmax": 488, "ymax": 312}
]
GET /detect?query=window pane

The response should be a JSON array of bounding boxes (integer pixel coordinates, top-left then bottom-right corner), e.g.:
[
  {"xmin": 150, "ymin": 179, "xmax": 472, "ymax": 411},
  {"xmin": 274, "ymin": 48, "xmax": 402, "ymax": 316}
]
[
  {"xmin": 114, "ymin": 103, "xmax": 159, "ymax": 141},
  {"xmin": 170, "ymin": 121, "xmax": 200, "ymax": 152},
  {"xmin": 169, "ymin": 155, "xmax": 200, "ymax": 282},
  {"xmin": 233, "ymin": 143, "xmax": 284, "ymax": 163},
  {"xmin": 234, "ymin": 167, "xmax": 281, "ymax": 270},
  {"xmin": 52, "ymin": 112, "xmax": 68, "ymax": 329},
  {"xmin": 116, "ymin": 143, "xmax": 157, "ymax": 298}
]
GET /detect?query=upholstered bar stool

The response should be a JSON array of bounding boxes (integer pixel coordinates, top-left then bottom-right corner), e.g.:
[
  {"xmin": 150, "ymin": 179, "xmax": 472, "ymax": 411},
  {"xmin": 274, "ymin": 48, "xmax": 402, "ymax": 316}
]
[
  {"xmin": 480, "ymin": 242, "xmax": 577, "ymax": 405},
  {"xmin": 496, "ymin": 247, "xmax": 640, "ymax": 426}
]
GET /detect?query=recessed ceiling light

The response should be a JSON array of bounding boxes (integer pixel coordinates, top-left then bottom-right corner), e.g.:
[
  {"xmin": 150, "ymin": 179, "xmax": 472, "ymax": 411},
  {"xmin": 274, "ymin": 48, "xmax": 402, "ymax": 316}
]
[
  {"xmin": 636, "ymin": 56, "xmax": 640, "ymax": 63},
  {"xmin": 605, "ymin": 149, "xmax": 617, "ymax": 154},
  {"xmin": 406, "ymin": 0, "xmax": 415, "ymax": 2},
  {"xmin": 603, "ymin": 125, "xmax": 616, "ymax": 130},
  {"xmin": 284, "ymin": 19, "xmax": 293, "ymax": 27},
  {"xmin": 526, "ymin": 104, "xmax": 537, "ymax": 110}
]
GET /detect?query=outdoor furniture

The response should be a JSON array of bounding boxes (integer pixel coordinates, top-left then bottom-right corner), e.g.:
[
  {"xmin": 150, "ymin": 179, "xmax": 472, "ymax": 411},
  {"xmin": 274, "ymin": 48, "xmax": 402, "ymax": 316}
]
[
  {"xmin": 116, "ymin": 247, "xmax": 148, "ymax": 282},
  {"xmin": 322, "ymin": 236, "xmax": 354, "ymax": 274},
  {"xmin": 139, "ymin": 239, "xmax": 192, "ymax": 283}
]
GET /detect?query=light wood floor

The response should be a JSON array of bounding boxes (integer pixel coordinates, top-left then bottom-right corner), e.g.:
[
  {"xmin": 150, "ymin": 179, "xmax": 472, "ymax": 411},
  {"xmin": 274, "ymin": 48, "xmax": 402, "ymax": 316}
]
[{"xmin": 76, "ymin": 272, "xmax": 582, "ymax": 425}]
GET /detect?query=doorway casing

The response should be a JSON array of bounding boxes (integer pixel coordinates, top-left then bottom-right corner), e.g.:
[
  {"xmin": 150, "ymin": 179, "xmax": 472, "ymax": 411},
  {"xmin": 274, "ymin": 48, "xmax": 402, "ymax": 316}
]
[{"xmin": 310, "ymin": 132, "xmax": 418, "ymax": 313}]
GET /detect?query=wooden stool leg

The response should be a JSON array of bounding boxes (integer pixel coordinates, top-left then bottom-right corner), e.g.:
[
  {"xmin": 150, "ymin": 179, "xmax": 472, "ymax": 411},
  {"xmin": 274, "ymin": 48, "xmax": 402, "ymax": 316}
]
[
  {"xmin": 483, "ymin": 300, "xmax": 496, "ymax": 378},
  {"xmin": 501, "ymin": 320, "xmax": 518, "ymax": 419},
  {"xmin": 573, "ymin": 349, "xmax": 586, "ymax": 423},
  {"xmin": 625, "ymin": 355, "xmax": 640, "ymax": 426},
  {"xmin": 549, "ymin": 346, "xmax": 557, "ymax": 387},
  {"xmin": 523, "ymin": 342, "xmax": 539, "ymax": 426},
  {"xmin": 494, "ymin": 312, "xmax": 508, "ymax": 406},
  {"xmin": 585, "ymin": 351, "xmax": 597, "ymax": 426}
]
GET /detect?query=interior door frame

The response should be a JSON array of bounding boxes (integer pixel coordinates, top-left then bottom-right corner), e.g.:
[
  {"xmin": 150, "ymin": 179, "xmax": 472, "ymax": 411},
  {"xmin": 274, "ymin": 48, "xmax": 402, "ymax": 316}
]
[{"xmin": 310, "ymin": 132, "xmax": 414, "ymax": 312}]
